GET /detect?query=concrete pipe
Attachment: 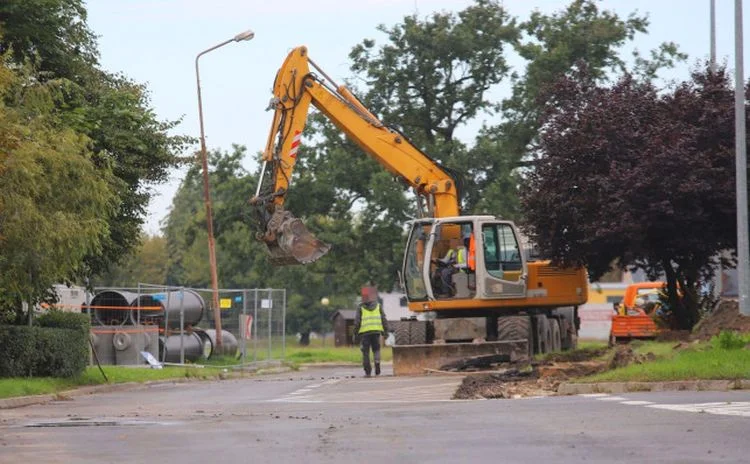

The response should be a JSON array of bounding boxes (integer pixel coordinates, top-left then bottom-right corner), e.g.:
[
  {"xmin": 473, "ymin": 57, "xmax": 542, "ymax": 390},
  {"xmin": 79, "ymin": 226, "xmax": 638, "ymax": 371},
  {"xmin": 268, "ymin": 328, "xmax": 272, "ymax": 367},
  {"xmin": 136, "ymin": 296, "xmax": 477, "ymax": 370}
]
[
  {"xmin": 131, "ymin": 290, "xmax": 205, "ymax": 329},
  {"xmin": 201, "ymin": 329, "xmax": 239, "ymax": 358},
  {"xmin": 158, "ymin": 333, "xmax": 205, "ymax": 364},
  {"xmin": 193, "ymin": 328, "xmax": 214, "ymax": 360},
  {"xmin": 112, "ymin": 325, "xmax": 156, "ymax": 365},
  {"xmin": 90, "ymin": 291, "xmax": 138, "ymax": 326},
  {"xmin": 89, "ymin": 327, "xmax": 116, "ymax": 365}
]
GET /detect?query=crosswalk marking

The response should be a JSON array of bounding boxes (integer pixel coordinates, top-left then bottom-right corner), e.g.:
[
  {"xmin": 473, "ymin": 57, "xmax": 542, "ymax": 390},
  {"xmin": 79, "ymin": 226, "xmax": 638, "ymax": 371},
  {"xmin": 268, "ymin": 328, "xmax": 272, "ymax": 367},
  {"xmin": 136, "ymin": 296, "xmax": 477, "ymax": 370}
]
[
  {"xmin": 580, "ymin": 394, "xmax": 750, "ymax": 418},
  {"xmin": 271, "ymin": 377, "xmax": 462, "ymax": 403}
]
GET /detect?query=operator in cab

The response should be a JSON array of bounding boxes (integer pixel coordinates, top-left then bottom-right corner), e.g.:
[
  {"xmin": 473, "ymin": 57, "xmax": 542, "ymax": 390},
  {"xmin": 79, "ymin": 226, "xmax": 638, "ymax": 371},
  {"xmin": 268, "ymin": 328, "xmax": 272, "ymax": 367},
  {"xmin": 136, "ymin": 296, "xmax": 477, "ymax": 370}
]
[{"xmin": 354, "ymin": 286, "xmax": 389, "ymax": 377}]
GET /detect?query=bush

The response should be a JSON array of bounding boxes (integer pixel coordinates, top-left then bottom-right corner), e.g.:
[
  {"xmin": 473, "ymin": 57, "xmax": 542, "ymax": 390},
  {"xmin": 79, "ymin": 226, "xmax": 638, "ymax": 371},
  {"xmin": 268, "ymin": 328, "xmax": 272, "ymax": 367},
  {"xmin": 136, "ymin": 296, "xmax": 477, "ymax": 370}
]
[
  {"xmin": 711, "ymin": 330, "xmax": 750, "ymax": 350},
  {"xmin": 37, "ymin": 311, "xmax": 90, "ymax": 331},
  {"xmin": 0, "ymin": 312, "xmax": 90, "ymax": 378}
]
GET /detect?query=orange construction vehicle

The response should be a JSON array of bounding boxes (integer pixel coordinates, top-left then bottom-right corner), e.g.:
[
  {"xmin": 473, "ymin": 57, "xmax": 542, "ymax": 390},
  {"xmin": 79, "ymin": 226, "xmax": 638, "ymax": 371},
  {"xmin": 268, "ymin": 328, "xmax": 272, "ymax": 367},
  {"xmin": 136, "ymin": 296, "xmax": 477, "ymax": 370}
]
[
  {"xmin": 251, "ymin": 46, "xmax": 589, "ymax": 374},
  {"xmin": 609, "ymin": 282, "xmax": 668, "ymax": 345}
]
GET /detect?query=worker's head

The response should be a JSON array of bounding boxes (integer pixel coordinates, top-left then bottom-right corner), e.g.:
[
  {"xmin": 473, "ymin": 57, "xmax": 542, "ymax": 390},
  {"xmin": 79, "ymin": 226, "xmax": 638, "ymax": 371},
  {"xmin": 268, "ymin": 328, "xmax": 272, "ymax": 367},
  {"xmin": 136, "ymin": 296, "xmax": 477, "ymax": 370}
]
[{"xmin": 361, "ymin": 286, "xmax": 378, "ymax": 304}]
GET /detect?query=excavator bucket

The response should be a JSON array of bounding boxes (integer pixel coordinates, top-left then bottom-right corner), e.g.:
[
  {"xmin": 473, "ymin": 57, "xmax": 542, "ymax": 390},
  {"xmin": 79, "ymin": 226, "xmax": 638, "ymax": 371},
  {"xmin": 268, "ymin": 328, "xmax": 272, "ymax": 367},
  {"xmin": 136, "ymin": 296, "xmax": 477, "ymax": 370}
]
[{"xmin": 262, "ymin": 210, "xmax": 331, "ymax": 266}]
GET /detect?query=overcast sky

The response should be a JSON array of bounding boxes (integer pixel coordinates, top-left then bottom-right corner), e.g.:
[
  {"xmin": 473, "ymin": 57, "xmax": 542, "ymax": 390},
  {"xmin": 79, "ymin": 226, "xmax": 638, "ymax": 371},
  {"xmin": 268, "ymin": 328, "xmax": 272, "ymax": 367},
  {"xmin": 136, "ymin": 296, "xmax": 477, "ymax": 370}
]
[{"xmin": 84, "ymin": 0, "xmax": 748, "ymax": 234}]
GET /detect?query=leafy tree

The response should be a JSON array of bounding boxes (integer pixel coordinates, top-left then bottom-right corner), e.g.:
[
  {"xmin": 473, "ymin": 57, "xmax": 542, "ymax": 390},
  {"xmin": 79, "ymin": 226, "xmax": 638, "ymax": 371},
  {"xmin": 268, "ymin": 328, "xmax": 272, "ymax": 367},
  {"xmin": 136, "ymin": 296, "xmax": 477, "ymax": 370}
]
[
  {"xmin": 0, "ymin": 0, "xmax": 193, "ymax": 281},
  {"xmin": 521, "ymin": 64, "xmax": 742, "ymax": 329},
  {"xmin": 474, "ymin": 0, "xmax": 685, "ymax": 218},
  {"xmin": 0, "ymin": 0, "xmax": 98, "ymax": 81},
  {"xmin": 95, "ymin": 234, "xmax": 169, "ymax": 288},
  {"xmin": 0, "ymin": 62, "xmax": 116, "ymax": 323},
  {"xmin": 348, "ymin": 0, "xmax": 518, "ymax": 209}
]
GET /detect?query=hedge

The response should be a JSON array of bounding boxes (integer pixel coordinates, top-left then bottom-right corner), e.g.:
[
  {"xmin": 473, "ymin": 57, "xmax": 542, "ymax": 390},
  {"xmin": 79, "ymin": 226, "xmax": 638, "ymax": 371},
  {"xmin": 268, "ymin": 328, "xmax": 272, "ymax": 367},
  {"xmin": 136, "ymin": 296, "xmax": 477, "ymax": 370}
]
[{"xmin": 0, "ymin": 312, "xmax": 90, "ymax": 378}]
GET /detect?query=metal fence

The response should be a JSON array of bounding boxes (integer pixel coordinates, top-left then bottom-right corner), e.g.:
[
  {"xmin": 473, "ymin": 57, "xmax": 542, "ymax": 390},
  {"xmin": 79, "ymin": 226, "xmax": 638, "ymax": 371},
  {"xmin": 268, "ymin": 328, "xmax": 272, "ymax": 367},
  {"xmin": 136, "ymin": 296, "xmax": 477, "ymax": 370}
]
[
  {"xmin": 85, "ymin": 284, "xmax": 286, "ymax": 367},
  {"xmin": 193, "ymin": 287, "xmax": 287, "ymax": 364}
]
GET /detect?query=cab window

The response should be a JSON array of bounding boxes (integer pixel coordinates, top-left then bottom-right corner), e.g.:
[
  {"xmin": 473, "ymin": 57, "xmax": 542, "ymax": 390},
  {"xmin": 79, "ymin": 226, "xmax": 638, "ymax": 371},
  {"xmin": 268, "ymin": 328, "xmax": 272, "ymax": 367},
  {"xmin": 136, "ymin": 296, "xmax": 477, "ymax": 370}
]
[{"xmin": 481, "ymin": 223, "xmax": 522, "ymax": 280}]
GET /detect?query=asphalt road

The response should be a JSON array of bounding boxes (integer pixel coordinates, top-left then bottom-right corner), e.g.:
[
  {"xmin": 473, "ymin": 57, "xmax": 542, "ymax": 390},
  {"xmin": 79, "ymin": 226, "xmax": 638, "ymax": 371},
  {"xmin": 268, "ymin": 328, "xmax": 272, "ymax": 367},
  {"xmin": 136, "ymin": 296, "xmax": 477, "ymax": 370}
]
[{"xmin": 1, "ymin": 365, "xmax": 750, "ymax": 463}]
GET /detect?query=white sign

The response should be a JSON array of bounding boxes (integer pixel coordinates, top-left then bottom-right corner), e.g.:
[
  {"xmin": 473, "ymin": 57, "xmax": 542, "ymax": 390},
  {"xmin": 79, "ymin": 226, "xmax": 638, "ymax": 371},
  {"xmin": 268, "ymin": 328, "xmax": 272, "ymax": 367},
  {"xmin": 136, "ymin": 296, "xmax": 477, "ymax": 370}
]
[
  {"xmin": 261, "ymin": 299, "xmax": 273, "ymax": 309},
  {"xmin": 140, "ymin": 351, "xmax": 163, "ymax": 369}
]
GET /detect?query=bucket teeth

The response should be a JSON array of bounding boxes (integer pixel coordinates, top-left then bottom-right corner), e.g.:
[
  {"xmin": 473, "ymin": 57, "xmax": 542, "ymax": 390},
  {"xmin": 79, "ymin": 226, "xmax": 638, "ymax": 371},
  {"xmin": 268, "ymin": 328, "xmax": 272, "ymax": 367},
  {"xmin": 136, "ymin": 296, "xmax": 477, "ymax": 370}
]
[{"xmin": 262, "ymin": 210, "xmax": 331, "ymax": 265}]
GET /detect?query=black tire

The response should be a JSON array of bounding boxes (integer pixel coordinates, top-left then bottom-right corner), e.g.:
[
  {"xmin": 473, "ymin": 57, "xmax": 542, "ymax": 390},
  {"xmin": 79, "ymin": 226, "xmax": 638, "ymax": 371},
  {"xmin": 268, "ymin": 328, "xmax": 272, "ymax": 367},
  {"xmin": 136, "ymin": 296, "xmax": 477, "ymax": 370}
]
[
  {"xmin": 498, "ymin": 316, "xmax": 532, "ymax": 358},
  {"xmin": 550, "ymin": 318, "xmax": 562, "ymax": 352},
  {"xmin": 535, "ymin": 316, "xmax": 552, "ymax": 354},
  {"xmin": 410, "ymin": 321, "xmax": 427, "ymax": 345},
  {"xmin": 497, "ymin": 316, "xmax": 530, "ymax": 342},
  {"xmin": 394, "ymin": 321, "xmax": 410, "ymax": 346}
]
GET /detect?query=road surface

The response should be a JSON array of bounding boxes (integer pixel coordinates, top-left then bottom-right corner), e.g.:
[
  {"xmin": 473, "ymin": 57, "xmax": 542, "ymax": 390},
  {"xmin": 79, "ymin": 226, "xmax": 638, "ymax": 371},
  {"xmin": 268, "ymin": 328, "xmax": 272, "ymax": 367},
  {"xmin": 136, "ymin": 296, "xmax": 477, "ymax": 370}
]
[{"xmin": 1, "ymin": 365, "xmax": 749, "ymax": 463}]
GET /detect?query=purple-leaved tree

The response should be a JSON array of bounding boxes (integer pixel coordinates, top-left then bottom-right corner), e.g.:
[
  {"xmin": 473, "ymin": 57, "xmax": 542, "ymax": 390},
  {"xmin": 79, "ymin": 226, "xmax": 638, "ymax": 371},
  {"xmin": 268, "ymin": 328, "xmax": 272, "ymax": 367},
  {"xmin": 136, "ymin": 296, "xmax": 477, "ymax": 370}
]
[{"xmin": 521, "ymin": 63, "xmax": 746, "ymax": 329}]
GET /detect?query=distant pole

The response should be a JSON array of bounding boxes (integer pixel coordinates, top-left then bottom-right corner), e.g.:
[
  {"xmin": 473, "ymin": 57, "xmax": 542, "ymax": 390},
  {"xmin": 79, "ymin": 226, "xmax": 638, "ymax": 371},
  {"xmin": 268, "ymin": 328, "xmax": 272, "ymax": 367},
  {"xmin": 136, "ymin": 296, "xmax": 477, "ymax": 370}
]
[
  {"xmin": 711, "ymin": 0, "xmax": 717, "ymax": 72},
  {"xmin": 735, "ymin": 0, "xmax": 750, "ymax": 315}
]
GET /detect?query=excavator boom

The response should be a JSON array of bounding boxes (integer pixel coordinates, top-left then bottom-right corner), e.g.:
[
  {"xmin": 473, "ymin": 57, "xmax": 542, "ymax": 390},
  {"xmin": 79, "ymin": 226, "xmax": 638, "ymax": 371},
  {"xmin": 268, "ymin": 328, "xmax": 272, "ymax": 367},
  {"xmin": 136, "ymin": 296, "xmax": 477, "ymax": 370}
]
[{"xmin": 251, "ymin": 46, "xmax": 459, "ymax": 264}]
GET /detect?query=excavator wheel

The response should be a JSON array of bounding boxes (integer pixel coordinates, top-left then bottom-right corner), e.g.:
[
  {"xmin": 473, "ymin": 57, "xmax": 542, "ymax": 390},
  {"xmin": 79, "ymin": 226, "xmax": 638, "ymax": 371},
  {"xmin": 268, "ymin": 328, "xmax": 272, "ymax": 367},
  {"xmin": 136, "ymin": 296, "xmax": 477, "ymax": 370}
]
[
  {"xmin": 550, "ymin": 318, "xmax": 562, "ymax": 352},
  {"xmin": 410, "ymin": 321, "xmax": 428, "ymax": 345},
  {"xmin": 497, "ymin": 316, "xmax": 532, "ymax": 358}
]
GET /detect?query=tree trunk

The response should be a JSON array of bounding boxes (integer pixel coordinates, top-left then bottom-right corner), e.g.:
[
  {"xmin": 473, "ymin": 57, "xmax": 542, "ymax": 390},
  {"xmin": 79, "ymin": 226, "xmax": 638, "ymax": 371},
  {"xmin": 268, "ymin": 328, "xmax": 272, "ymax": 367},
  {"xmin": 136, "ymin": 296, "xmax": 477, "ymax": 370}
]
[
  {"xmin": 663, "ymin": 259, "xmax": 700, "ymax": 330},
  {"xmin": 299, "ymin": 331, "xmax": 311, "ymax": 346}
]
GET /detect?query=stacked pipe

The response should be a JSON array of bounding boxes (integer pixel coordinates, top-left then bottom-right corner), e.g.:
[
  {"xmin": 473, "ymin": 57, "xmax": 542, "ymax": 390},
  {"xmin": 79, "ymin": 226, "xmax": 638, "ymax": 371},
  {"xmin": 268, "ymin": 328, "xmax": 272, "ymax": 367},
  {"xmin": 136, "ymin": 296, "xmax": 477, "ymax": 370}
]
[{"xmin": 88, "ymin": 288, "xmax": 241, "ymax": 364}]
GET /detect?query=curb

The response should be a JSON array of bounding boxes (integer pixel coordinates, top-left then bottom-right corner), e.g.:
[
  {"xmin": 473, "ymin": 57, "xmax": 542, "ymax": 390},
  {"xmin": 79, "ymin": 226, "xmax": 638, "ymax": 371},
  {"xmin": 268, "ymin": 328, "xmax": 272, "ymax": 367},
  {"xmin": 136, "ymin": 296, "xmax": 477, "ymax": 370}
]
[{"xmin": 558, "ymin": 379, "xmax": 750, "ymax": 395}]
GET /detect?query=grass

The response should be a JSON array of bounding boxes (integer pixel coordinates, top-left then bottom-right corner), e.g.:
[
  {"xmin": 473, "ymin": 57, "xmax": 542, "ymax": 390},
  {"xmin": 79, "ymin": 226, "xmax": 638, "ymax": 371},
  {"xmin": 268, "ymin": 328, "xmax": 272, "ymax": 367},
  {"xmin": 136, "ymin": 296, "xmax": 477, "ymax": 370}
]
[
  {"xmin": 581, "ymin": 348, "xmax": 750, "ymax": 383},
  {"xmin": 578, "ymin": 333, "xmax": 750, "ymax": 383},
  {"xmin": 0, "ymin": 340, "xmax": 388, "ymax": 400},
  {"xmin": 0, "ymin": 365, "xmax": 225, "ymax": 400},
  {"xmin": 284, "ymin": 346, "xmax": 392, "ymax": 366}
]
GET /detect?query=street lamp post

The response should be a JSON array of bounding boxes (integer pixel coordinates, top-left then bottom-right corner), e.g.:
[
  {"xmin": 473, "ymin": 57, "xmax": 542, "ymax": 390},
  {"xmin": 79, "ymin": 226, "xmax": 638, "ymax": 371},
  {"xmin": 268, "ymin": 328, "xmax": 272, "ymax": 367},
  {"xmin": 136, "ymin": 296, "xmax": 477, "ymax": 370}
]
[
  {"xmin": 320, "ymin": 297, "xmax": 330, "ymax": 346},
  {"xmin": 195, "ymin": 29, "xmax": 254, "ymax": 347}
]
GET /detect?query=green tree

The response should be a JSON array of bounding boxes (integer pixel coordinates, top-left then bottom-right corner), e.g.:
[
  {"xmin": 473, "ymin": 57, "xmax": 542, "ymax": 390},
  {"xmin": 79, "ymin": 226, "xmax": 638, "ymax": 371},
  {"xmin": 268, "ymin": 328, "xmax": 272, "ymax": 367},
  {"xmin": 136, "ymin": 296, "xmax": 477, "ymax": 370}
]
[
  {"xmin": 475, "ymin": 0, "xmax": 686, "ymax": 217},
  {"xmin": 95, "ymin": 234, "xmax": 169, "ymax": 287},
  {"xmin": 0, "ymin": 1, "xmax": 193, "ymax": 281},
  {"xmin": 0, "ymin": 0, "xmax": 98, "ymax": 81},
  {"xmin": 0, "ymin": 62, "xmax": 116, "ymax": 323}
]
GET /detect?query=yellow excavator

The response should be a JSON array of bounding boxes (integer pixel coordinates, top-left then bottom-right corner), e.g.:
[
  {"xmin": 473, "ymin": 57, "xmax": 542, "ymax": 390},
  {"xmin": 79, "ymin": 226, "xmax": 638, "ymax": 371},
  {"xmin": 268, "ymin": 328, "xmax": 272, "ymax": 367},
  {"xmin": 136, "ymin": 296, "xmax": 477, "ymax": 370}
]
[{"xmin": 251, "ymin": 46, "xmax": 588, "ymax": 374}]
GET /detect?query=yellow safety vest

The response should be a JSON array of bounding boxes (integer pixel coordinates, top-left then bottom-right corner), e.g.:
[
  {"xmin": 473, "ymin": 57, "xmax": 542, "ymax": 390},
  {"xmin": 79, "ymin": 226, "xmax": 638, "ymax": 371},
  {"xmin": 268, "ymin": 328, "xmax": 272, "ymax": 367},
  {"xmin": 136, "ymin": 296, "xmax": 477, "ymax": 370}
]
[
  {"xmin": 446, "ymin": 247, "xmax": 467, "ymax": 266},
  {"xmin": 359, "ymin": 304, "xmax": 384, "ymax": 334}
]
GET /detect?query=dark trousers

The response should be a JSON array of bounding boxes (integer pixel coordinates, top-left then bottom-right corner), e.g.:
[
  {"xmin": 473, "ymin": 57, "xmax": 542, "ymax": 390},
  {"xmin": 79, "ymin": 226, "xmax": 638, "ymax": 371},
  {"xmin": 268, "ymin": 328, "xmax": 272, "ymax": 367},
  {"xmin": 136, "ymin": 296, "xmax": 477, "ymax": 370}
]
[{"xmin": 360, "ymin": 332, "xmax": 381, "ymax": 373}]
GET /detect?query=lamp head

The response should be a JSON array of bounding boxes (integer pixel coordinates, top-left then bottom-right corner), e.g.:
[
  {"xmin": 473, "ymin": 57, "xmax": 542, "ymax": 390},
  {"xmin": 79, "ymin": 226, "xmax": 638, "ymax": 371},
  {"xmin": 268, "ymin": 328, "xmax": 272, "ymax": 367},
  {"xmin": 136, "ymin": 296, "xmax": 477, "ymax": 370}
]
[{"xmin": 234, "ymin": 30, "xmax": 255, "ymax": 42}]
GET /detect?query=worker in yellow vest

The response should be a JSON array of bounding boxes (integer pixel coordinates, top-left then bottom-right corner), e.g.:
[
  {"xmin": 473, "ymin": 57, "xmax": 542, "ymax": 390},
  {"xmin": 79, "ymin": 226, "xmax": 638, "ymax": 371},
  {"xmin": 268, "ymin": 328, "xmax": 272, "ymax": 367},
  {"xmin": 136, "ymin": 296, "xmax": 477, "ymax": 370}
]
[{"xmin": 354, "ymin": 286, "xmax": 389, "ymax": 377}]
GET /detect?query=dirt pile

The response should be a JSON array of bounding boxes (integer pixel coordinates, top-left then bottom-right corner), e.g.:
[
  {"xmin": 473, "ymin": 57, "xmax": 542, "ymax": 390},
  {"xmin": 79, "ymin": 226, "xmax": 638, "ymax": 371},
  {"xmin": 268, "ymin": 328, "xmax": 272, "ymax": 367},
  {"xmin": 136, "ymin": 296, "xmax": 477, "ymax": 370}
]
[
  {"xmin": 691, "ymin": 300, "xmax": 750, "ymax": 341},
  {"xmin": 608, "ymin": 345, "xmax": 656, "ymax": 369},
  {"xmin": 453, "ymin": 356, "xmax": 609, "ymax": 400}
]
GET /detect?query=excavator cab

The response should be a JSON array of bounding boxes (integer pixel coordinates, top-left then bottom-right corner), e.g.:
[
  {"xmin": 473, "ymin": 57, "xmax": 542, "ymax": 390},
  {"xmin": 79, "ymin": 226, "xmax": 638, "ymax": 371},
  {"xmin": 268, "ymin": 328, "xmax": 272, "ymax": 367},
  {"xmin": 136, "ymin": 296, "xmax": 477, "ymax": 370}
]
[{"xmin": 402, "ymin": 216, "xmax": 527, "ymax": 302}]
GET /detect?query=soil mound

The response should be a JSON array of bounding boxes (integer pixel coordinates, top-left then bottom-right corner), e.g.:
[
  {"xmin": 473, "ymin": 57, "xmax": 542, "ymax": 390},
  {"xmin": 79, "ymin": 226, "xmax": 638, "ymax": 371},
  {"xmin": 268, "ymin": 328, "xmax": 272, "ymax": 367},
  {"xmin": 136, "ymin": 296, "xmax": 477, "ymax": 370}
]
[
  {"xmin": 691, "ymin": 300, "xmax": 750, "ymax": 341},
  {"xmin": 608, "ymin": 345, "xmax": 656, "ymax": 369},
  {"xmin": 453, "ymin": 360, "xmax": 608, "ymax": 400}
]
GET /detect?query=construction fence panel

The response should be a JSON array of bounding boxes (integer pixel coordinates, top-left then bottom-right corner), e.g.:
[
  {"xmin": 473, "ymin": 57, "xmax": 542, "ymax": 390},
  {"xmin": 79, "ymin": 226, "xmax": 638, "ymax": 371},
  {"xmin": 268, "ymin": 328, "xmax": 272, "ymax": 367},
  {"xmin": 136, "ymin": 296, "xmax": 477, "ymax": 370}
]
[{"xmin": 195, "ymin": 288, "xmax": 287, "ymax": 364}]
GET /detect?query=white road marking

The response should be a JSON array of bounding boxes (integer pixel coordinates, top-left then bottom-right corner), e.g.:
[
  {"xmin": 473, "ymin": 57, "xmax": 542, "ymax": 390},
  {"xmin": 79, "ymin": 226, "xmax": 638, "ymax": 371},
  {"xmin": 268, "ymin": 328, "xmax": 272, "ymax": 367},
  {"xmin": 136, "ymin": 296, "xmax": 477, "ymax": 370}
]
[
  {"xmin": 646, "ymin": 402, "xmax": 750, "ymax": 417},
  {"xmin": 271, "ymin": 378, "xmax": 462, "ymax": 403},
  {"xmin": 579, "ymin": 394, "xmax": 750, "ymax": 418}
]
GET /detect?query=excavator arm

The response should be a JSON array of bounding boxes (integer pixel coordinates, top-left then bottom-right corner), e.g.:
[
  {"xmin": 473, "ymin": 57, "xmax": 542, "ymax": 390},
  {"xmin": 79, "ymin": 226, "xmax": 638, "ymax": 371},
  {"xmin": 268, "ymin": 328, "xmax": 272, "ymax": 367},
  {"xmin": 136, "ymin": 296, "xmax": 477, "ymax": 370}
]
[{"xmin": 251, "ymin": 46, "xmax": 460, "ymax": 265}]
